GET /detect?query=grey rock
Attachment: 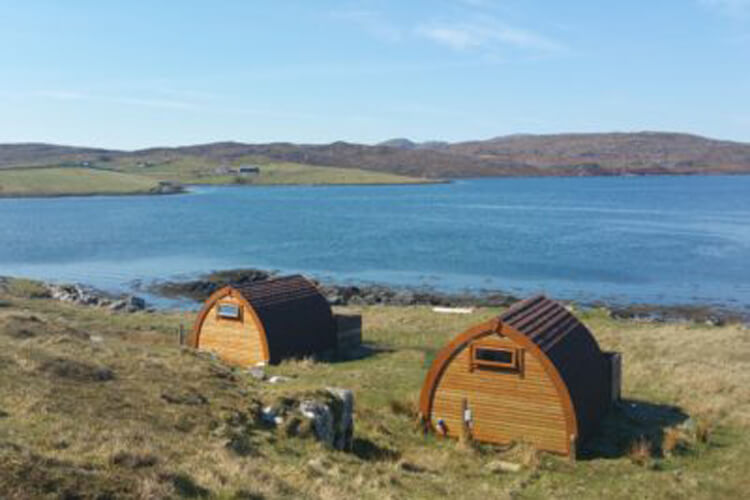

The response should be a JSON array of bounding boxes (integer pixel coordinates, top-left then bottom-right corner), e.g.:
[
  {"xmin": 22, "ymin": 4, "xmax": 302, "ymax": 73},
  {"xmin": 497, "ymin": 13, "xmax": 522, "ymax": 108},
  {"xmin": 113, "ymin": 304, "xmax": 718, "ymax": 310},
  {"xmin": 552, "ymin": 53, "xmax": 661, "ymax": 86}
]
[
  {"xmin": 299, "ymin": 400, "xmax": 335, "ymax": 447},
  {"xmin": 45, "ymin": 282, "xmax": 133, "ymax": 310},
  {"xmin": 247, "ymin": 367, "xmax": 266, "ymax": 381},
  {"xmin": 109, "ymin": 295, "xmax": 146, "ymax": 313},
  {"xmin": 261, "ymin": 388, "xmax": 354, "ymax": 450},
  {"xmin": 161, "ymin": 390, "xmax": 208, "ymax": 406},
  {"xmin": 327, "ymin": 388, "xmax": 354, "ymax": 451},
  {"xmin": 150, "ymin": 181, "xmax": 185, "ymax": 195},
  {"xmin": 261, "ymin": 406, "xmax": 282, "ymax": 425}
]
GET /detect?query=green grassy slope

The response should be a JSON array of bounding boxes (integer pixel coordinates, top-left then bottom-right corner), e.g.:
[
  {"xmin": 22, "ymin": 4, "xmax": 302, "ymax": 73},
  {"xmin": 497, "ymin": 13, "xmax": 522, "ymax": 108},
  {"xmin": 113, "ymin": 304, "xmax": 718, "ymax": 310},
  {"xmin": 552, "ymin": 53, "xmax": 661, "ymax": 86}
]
[
  {"xmin": 114, "ymin": 157, "xmax": 430, "ymax": 185},
  {"xmin": 0, "ymin": 167, "xmax": 159, "ymax": 197},
  {"xmin": 0, "ymin": 158, "xmax": 430, "ymax": 197},
  {"xmin": 1, "ymin": 281, "xmax": 748, "ymax": 499}
]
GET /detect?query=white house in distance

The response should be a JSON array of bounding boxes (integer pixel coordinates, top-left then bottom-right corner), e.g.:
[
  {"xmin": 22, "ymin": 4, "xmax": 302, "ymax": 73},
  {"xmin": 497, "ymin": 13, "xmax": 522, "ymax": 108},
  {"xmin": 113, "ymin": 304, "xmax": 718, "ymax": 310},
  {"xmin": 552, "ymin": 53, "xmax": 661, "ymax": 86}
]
[{"xmin": 214, "ymin": 165, "xmax": 261, "ymax": 176}]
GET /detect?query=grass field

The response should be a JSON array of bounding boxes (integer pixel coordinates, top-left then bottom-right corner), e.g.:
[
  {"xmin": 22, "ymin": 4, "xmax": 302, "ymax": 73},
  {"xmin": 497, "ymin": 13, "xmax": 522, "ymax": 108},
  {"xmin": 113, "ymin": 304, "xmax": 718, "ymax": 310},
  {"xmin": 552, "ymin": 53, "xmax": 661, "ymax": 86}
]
[
  {"xmin": 1, "ymin": 280, "xmax": 748, "ymax": 498},
  {"xmin": 0, "ymin": 158, "xmax": 430, "ymax": 197},
  {"xmin": 114, "ymin": 157, "xmax": 430, "ymax": 186},
  {"xmin": 0, "ymin": 167, "xmax": 159, "ymax": 197}
]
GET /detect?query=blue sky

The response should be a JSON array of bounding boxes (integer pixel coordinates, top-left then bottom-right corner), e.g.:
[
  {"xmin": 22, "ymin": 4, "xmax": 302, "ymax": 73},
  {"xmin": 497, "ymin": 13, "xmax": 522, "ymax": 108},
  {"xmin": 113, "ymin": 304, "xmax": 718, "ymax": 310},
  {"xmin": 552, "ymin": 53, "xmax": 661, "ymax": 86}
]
[{"xmin": 1, "ymin": 0, "xmax": 749, "ymax": 149}]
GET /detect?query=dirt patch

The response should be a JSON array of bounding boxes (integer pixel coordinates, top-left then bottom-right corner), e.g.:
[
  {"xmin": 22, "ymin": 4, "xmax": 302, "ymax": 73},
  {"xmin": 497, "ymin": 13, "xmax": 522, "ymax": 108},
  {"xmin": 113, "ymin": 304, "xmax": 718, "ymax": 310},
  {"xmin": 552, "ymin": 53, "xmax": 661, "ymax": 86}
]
[
  {"xmin": 110, "ymin": 451, "xmax": 159, "ymax": 469},
  {"xmin": 0, "ymin": 314, "xmax": 44, "ymax": 339},
  {"xmin": 37, "ymin": 357, "xmax": 115, "ymax": 383},
  {"xmin": 0, "ymin": 314, "xmax": 89, "ymax": 340},
  {"xmin": 161, "ymin": 389, "xmax": 208, "ymax": 406},
  {"xmin": 160, "ymin": 473, "xmax": 211, "ymax": 498},
  {"xmin": 0, "ymin": 445, "xmax": 136, "ymax": 499}
]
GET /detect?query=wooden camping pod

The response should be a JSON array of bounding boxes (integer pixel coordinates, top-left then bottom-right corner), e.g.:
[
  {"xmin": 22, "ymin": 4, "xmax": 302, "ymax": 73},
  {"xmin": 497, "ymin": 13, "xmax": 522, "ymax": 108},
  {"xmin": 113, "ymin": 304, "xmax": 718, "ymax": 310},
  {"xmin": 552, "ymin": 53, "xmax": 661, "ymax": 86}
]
[
  {"xmin": 419, "ymin": 295, "xmax": 621, "ymax": 456},
  {"xmin": 188, "ymin": 275, "xmax": 338, "ymax": 366}
]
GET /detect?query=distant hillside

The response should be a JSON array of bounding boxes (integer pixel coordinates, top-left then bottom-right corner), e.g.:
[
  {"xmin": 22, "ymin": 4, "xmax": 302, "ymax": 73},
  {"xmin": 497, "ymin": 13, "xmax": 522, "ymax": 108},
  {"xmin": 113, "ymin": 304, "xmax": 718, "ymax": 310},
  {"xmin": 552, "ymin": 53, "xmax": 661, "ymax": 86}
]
[
  {"xmin": 2, "ymin": 132, "xmax": 750, "ymax": 178},
  {"xmin": 446, "ymin": 132, "xmax": 750, "ymax": 174},
  {"xmin": 0, "ymin": 143, "xmax": 115, "ymax": 168},
  {"xmin": 377, "ymin": 138, "xmax": 451, "ymax": 151}
]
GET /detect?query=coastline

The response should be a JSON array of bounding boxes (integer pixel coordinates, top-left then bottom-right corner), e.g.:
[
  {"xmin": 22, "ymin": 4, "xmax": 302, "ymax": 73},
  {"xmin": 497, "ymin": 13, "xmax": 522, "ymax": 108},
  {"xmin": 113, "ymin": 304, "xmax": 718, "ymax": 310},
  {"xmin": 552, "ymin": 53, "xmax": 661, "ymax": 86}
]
[
  {"xmin": 145, "ymin": 268, "xmax": 750, "ymax": 324},
  {"xmin": 0, "ymin": 189, "xmax": 183, "ymax": 200},
  {"xmin": 4, "ymin": 171, "xmax": 750, "ymax": 199},
  {"xmin": 4, "ymin": 266, "xmax": 746, "ymax": 324},
  {"xmin": 0, "ymin": 178, "xmax": 443, "ymax": 200}
]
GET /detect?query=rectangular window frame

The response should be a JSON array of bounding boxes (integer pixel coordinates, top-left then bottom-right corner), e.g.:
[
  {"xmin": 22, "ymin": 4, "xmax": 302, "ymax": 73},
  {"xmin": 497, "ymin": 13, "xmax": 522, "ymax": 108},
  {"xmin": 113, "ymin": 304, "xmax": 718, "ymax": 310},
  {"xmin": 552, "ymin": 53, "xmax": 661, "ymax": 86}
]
[
  {"xmin": 216, "ymin": 302, "xmax": 243, "ymax": 321},
  {"xmin": 470, "ymin": 345, "xmax": 520, "ymax": 372}
]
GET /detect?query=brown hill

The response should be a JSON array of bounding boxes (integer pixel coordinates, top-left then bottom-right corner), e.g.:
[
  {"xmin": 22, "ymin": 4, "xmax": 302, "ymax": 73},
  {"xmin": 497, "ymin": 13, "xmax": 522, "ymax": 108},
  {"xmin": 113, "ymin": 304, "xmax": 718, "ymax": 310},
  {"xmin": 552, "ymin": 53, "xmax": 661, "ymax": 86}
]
[
  {"xmin": 2, "ymin": 132, "xmax": 750, "ymax": 177},
  {"xmin": 446, "ymin": 132, "xmax": 750, "ymax": 175}
]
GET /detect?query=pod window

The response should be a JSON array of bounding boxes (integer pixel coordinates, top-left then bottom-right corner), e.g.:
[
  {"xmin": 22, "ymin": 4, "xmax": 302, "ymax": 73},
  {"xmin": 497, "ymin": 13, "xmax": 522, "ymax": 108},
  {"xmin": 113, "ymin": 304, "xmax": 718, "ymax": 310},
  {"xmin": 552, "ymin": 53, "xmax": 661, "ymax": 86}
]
[
  {"xmin": 217, "ymin": 303, "xmax": 241, "ymax": 320},
  {"xmin": 471, "ymin": 345, "xmax": 518, "ymax": 371}
]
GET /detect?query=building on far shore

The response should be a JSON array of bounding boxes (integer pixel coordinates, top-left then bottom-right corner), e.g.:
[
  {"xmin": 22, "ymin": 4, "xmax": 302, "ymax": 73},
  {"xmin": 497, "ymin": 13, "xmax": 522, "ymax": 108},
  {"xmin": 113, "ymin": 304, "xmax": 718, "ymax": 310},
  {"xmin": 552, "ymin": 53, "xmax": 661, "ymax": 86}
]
[
  {"xmin": 237, "ymin": 165, "xmax": 260, "ymax": 175},
  {"xmin": 214, "ymin": 165, "xmax": 261, "ymax": 176}
]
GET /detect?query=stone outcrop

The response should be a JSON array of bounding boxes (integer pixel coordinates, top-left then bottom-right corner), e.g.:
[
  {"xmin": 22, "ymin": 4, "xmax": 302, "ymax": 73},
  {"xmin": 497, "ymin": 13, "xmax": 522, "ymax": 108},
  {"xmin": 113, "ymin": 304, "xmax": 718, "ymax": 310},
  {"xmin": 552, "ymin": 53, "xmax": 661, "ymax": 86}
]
[
  {"xmin": 261, "ymin": 388, "xmax": 354, "ymax": 450},
  {"xmin": 45, "ymin": 283, "xmax": 147, "ymax": 312},
  {"xmin": 109, "ymin": 295, "xmax": 146, "ymax": 313},
  {"xmin": 149, "ymin": 181, "xmax": 185, "ymax": 195},
  {"xmin": 47, "ymin": 283, "xmax": 110, "ymax": 306}
]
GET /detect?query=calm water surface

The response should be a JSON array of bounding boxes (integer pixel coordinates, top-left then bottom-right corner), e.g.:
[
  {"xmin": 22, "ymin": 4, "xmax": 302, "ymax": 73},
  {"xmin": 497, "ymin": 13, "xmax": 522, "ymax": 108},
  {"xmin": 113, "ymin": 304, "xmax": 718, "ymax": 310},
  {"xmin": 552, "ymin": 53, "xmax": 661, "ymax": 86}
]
[{"xmin": 1, "ymin": 176, "xmax": 749, "ymax": 308}]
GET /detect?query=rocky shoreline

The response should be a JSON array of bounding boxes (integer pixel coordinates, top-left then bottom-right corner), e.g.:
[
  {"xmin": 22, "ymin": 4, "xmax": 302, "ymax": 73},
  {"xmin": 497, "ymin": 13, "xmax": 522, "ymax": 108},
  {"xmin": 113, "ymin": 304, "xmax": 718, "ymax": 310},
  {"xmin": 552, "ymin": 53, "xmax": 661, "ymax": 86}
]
[
  {"xmin": 147, "ymin": 268, "xmax": 521, "ymax": 308},
  {"xmin": 147, "ymin": 268, "xmax": 749, "ymax": 325},
  {"xmin": 46, "ymin": 283, "xmax": 148, "ymax": 312},
  {"xmin": 3, "ymin": 271, "xmax": 746, "ymax": 325},
  {"xmin": 0, "ymin": 277, "xmax": 149, "ymax": 313}
]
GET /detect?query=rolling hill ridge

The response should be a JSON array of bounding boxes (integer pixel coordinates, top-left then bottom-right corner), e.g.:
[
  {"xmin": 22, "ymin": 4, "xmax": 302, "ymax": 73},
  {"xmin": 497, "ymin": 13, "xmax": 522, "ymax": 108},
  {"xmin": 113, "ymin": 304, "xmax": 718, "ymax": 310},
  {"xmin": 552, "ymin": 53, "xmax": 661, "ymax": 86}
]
[{"xmin": 2, "ymin": 132, "xmax": 750, "ymax": 179}]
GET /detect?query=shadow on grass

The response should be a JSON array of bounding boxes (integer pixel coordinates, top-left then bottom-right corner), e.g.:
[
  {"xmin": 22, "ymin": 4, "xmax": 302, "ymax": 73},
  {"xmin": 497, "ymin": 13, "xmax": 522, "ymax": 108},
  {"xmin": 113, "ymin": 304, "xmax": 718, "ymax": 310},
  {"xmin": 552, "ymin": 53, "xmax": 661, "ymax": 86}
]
[
  {"xmin": 579, "ymin": 399, "xmax": 689, "ymax": 460},
  {"xmin": 351, "ymin": 437, "xmax": 401, "ymax": 462},
  {"xmin": 165, "ymin": 473, "xmax": 211, "ymax": 498},
  {"xmin": 333, "ymin": 343, "xmax": 394, "ymax": 363}
]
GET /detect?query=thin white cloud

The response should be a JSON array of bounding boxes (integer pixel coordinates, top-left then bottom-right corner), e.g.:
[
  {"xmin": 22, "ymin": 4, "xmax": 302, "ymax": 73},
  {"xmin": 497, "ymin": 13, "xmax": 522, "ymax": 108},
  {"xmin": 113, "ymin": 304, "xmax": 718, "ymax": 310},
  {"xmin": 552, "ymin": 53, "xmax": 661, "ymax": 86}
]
[
  {"xmin": 416, "ymin": 25, "xmax": 481, "ymax": 50},
  {"xmin": 330, "ymin": 5, "xmax": 566, "ymax": 56},
  {"xmin": 416, "ymin": 19, "xmax": 567, "ymax": 53}
]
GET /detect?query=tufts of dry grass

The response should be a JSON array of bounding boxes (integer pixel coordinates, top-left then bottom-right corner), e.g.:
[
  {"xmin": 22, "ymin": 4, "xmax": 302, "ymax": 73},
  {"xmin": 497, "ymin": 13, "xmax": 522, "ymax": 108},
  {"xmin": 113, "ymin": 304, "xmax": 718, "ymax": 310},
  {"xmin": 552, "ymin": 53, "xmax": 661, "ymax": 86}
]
[
  {"xmin": 388, "ymin": 395, "xmax": 419, "ymax": 419},
  {"xmin": 628, "ymin": 436, "xmax": 653, "ymax": 466},
  {"xmin": 1, "ymin": 289, "xmax": 750, "ymax": 498},
  {"xmin": 661, "ymin": 427, "xmax": 685, "ymax": 457}
]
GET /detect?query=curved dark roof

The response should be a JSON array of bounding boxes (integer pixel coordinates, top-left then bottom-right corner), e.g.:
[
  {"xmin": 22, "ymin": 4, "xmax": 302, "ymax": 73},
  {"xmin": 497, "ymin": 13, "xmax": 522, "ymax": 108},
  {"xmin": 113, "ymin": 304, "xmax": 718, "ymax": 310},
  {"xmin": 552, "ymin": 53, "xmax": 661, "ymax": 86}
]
[
  {"xmin": 233, "ymin": 275, "xmax": 336, "ymax": 364},
  {"xmin": 500, "ymin": 295, "xmax": 612, "ymax": 440}
]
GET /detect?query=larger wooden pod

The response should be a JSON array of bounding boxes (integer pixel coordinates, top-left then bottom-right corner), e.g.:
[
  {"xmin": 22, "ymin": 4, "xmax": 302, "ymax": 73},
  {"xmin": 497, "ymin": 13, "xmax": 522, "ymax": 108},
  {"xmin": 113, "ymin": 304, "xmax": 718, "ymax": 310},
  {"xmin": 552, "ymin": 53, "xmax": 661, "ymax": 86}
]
[
  {"xmin": 419, "ymin": 295, "xmax": 621, "ymax": 456},
  {"xmin": 189, "ymin": 275, "xmax": 337, "ymax": 366}
]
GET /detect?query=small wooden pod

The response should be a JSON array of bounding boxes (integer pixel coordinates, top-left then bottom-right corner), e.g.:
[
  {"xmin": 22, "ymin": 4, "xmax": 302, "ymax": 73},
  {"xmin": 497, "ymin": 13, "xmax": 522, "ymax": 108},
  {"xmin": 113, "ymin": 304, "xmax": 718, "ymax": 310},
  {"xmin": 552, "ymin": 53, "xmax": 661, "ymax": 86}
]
[
  {"xmin": 419, "ymin": 295, "xmax": 620, "ymax": 456},
  {"xmin": 189, "ymin": 275, "xmax": 338, "ymax": 366}
]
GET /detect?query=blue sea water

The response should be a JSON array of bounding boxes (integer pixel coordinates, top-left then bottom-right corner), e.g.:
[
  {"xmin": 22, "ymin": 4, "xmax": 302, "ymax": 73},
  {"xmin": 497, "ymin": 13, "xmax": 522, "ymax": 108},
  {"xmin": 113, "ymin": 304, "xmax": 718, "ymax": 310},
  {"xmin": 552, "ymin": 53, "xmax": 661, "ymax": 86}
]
[{"xmin": 0, "ymin": 176, "xmax": 749, "ymax": 309}]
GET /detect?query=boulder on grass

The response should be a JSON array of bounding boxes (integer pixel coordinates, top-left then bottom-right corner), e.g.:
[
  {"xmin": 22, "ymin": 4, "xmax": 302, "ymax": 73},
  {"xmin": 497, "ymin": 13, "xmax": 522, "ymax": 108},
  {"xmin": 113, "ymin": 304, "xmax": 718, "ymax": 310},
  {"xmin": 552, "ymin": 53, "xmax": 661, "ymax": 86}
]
[{"xmin": 262, "ymin": 388, "xmax": 354, "ymax": 450}]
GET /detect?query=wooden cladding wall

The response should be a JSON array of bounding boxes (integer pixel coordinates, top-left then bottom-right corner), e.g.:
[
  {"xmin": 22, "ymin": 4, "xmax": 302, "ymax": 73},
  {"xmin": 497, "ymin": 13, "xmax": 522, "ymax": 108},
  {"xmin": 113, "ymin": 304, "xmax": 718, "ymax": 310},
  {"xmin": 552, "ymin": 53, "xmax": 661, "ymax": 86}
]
[
  {"xmin": 197, "ymin": 295, "xmax": 265, "ymax": 366},
  {"xmin": 429, "ymin": 333, "xmax": 569, "ymax": 454}
]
